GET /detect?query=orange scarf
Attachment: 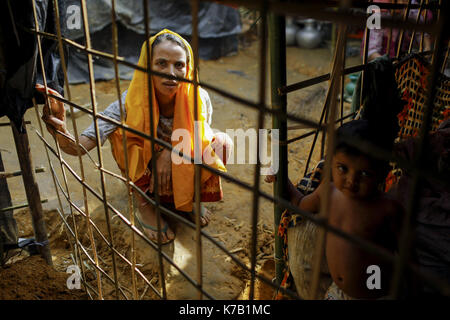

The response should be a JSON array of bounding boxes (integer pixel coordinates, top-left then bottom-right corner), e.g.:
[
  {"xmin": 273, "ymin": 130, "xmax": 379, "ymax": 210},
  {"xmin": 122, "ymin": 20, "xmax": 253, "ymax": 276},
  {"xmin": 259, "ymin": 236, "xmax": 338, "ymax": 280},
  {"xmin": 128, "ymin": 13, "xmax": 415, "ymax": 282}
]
[{"xmin": 110, "ymin": 29, "xmax": 226, "ymax": 212}]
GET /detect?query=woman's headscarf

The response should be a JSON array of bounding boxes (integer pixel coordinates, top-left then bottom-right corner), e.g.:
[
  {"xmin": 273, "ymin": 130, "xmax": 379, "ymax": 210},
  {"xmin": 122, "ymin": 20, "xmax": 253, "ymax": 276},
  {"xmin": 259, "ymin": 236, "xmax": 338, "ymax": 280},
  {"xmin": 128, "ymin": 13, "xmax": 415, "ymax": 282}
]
[{"xmin": 110, "ymin": 29, "xmax": 226, "ymax": 212}]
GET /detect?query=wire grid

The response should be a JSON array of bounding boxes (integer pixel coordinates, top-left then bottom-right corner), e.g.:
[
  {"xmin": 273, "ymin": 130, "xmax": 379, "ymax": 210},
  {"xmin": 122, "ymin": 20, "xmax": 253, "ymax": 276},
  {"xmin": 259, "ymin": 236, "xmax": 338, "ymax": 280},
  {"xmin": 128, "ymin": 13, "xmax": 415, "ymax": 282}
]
[{"xmin": 25, "ymin": 0, "xmax": 450, "ymax": 300}]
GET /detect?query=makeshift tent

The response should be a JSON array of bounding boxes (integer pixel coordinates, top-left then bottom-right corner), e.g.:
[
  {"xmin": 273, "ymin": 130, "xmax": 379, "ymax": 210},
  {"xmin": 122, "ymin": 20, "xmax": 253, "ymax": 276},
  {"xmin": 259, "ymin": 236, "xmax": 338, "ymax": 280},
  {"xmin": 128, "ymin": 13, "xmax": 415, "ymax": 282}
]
[{"xmin": 61, "ymin": 0, "xmax": 242, "ymax": 84}]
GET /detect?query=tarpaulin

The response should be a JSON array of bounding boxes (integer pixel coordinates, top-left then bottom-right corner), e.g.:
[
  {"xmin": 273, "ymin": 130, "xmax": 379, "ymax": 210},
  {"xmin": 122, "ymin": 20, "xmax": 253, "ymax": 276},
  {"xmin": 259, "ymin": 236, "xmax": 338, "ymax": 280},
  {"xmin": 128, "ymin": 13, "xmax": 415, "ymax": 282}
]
[{"xmin": 61, "ymin": 0, "xmax": 242, "ymax": 83}]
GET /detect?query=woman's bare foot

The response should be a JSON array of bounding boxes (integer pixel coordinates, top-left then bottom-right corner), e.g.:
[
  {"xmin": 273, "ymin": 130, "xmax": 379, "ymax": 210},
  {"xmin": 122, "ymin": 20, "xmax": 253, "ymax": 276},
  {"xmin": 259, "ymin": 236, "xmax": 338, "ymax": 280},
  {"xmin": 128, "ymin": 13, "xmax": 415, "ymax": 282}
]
[
  {"xmin": 137, "ymin": 199, "xmax": 175, "ymax": 244},
  {"xmin": 188, "ymin": 205, "xmax": 213, "ymax": 227}
]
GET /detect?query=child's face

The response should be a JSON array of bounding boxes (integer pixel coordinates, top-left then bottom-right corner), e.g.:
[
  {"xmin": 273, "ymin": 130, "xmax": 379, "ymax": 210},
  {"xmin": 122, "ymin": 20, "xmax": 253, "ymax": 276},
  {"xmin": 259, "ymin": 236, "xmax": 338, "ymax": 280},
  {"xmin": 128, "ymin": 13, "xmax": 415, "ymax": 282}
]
[{"xmin": 331, "ymin": 151, "xmax": 379, "ymax": 199}]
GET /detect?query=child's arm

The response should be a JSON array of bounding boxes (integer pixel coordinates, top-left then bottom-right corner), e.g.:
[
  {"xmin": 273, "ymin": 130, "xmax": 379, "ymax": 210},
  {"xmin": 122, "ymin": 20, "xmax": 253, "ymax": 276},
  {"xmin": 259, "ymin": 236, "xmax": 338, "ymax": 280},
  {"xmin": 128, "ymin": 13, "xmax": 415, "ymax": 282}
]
[
  {"xmin": 264, "ymin": 169, "xmax": 306, "ymax": 207},
  {"xmin": 265, "ymin": 170, "xmax": 322, "ymax": 213},
  {"xmin": 297, "ymin": 182, "xmax": 323, "ymax": 214},
  {"xmin": 287, "ymin": 178, "xmax": 304, "ymax": 208}
]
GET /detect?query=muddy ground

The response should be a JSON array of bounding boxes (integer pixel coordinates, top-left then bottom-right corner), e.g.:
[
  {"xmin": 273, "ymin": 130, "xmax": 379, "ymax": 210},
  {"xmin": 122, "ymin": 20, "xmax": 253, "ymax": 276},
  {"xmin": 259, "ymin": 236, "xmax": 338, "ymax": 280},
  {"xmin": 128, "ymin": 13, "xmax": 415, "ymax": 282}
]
[{"xmin": 0, "ymin": 36, "xmax": 361, "ymax": 299}]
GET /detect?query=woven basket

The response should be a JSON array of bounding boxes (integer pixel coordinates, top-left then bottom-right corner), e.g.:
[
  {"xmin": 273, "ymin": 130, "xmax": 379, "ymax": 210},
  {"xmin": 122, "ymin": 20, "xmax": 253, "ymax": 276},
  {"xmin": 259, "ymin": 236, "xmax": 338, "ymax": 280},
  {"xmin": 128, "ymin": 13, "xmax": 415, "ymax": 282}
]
[
  {"xmin": 394, "ymin": 55, "xmax": 450, "ymax": 140},
  {"xmin": 385, "ymin": 55, "xmax": 449, "ymax": 191}
]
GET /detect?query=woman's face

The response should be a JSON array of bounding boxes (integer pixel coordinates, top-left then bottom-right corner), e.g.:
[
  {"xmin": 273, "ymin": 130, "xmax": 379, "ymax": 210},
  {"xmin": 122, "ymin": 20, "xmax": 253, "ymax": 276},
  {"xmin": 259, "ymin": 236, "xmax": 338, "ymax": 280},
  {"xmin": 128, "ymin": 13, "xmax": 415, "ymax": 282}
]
[{"xmin": 151, "ymin": 40, "xmax": 188, "ymax": 101}]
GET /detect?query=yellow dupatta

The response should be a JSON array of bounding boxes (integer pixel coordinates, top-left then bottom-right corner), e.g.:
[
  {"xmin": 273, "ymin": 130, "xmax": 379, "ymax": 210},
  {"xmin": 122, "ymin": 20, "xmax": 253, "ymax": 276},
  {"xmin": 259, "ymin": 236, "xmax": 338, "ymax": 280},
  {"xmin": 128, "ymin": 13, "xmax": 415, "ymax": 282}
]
[{"xmin": 110, "ymin": 29, "xmax": 226, "ymax": 212}]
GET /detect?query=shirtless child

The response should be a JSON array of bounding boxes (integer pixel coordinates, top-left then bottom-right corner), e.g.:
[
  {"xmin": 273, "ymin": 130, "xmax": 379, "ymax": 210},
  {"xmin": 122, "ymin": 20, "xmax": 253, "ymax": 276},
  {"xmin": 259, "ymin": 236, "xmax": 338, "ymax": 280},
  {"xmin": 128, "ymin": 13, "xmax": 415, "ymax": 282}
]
[{"xmin": 266, "ymin": 120, "xmax": 404, "ymax": 299}]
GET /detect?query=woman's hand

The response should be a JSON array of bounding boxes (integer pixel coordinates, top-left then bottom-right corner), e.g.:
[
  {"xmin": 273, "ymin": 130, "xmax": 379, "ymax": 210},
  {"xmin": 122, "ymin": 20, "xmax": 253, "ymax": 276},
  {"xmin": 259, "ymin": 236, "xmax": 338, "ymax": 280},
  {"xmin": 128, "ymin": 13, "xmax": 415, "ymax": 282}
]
[
  {"xmin": 36, "ymin": 83, "xmax": 97, "ymax": 156},
  {"xmin": 149, "ymin": 148, "xmax": 172, "ymax": 195},
  {"xmin": 36, "ymin": 83, "xmax": 67, "ymax": 136}
]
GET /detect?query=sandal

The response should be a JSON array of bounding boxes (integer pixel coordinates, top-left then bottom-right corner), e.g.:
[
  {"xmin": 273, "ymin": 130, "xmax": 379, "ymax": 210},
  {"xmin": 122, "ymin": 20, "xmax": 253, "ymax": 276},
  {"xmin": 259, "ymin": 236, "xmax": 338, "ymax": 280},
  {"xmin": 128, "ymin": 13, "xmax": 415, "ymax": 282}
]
[{"xmin": 134, "ymin": 211, "xmax": 175, "ymax": 245}]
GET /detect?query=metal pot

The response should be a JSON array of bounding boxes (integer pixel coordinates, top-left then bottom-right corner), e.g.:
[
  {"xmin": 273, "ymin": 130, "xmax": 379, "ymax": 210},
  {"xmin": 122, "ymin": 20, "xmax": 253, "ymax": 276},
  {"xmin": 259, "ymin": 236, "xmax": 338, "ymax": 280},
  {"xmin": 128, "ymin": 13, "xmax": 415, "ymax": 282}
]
[
  {"xmin": 285, "ymin": 17, "xmax": 298, "ymax": 46},
  {"xmin": 345, "ymin": 73, "xmax": 359, "ymax": 98},
  {"xmin": 296, "ymin": 19, "xmax": 322, "ymax": 49}
]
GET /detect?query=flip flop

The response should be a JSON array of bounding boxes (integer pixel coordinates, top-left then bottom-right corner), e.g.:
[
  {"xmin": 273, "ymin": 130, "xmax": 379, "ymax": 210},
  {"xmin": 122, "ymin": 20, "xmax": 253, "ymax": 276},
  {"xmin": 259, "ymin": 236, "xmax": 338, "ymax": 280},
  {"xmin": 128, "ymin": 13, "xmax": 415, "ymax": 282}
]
[{"xmin": 134, "ymin": 211, "xmax": 174, "ymax": 245}]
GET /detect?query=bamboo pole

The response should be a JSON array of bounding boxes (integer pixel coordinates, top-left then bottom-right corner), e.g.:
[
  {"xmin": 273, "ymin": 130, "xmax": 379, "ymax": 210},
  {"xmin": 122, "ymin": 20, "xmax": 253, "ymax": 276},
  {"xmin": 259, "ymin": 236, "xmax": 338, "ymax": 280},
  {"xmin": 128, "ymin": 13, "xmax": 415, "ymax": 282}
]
[
  {"xmin": 408, "ymin": 0, "xmax": 425, "ymax": 53},
  {"xmin": 268, "ymin": 9, "xmax": 288, "ymax": 286},
  {"xmin": 0, "ymin": 199, "xmax": 48, "ymax": 213},
  {"xmin": 0, "ymin": 121, "xmax": 31, "ymax": 127},
  {"xmin": 0, "ymin": 167, "xmax": 45, "ymax": 179},
  {"xmin": 11, "ymin": 121, "xmax": 52, "ymax": 265},
  {"xmin": 309, "ymin": 19, "xmax": 348, "ymax": 301},
  {"xmin": 396, "ymin": 0, "xmax": 413, "ymax": 58},
  {"xmin": 249, "ymin": 0, "xmax": 268, "ymax": 300}
]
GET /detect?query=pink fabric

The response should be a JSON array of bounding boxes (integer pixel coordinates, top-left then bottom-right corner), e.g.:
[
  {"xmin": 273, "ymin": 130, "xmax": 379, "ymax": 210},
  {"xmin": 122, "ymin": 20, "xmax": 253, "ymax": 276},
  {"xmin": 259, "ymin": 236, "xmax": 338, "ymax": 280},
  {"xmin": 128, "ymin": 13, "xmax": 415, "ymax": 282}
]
[{"xmin": 363, "ymin": 0, "xmax": 433, "ymax": 59}]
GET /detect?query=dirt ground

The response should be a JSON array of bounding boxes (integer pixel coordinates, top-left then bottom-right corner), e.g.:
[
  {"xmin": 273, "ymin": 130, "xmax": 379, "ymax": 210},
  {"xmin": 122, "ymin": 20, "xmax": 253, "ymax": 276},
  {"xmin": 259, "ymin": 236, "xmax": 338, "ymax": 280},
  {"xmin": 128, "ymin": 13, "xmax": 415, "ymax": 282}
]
[{"xmin": 0, "ymin": 34, "xmax": 361, "ymax": 299}]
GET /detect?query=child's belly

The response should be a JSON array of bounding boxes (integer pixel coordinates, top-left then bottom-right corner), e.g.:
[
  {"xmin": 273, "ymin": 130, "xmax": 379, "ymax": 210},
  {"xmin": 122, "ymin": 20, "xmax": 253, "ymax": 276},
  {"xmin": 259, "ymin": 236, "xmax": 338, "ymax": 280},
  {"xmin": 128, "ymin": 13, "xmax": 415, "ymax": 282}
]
[{"xmin": 326, "ymin": 233, "xmax": 392, "ymax": 299}]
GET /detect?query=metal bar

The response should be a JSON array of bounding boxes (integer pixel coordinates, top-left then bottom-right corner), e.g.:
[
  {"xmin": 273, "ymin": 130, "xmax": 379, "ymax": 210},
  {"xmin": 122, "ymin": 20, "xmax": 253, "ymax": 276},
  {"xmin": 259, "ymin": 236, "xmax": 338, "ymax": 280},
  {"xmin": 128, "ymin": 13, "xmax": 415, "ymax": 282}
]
[
  {"xmin": 142, "ymin": 0, "xmax": 167, "ymax": 299},
  {"xmin": 79, "ymin": 0, "xmax": 120, "ymax": 299},
  {"xmin": 281, "ymin": 64, "xmax": 365, "ymax": 95},
  {"xmin": 52, "ymin": 0, "xmax": 104, "ymax": 299},
  {"xmin": 268, "ymin": 8, "xmax": 288, "ymax": 286},
  {"xmin": 286, "ymin": 113, "xmax": 356, "ymax": 145},
  {"xmin": 110, "ymin": 0, "xmax": 137, "ymax": 300}
]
